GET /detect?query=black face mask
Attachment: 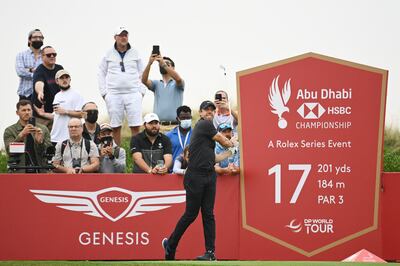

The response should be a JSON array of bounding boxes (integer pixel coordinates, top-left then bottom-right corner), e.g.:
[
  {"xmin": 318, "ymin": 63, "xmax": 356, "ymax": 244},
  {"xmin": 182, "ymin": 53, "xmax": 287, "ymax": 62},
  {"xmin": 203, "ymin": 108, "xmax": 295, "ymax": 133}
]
[
  {"xmin": 86, "ymin": 110, "xmax": 98, "ymax": 123},
  {"xmin": 159, "ymin": 66, "xmax": 168, "ymax": 75},
  {"xmin": 31, "ymin": 41, "xmax": 43, "ymax": 49},
  {"xmin": 59, "ymin": 85, "xmax": 70, "ymax": 91}
]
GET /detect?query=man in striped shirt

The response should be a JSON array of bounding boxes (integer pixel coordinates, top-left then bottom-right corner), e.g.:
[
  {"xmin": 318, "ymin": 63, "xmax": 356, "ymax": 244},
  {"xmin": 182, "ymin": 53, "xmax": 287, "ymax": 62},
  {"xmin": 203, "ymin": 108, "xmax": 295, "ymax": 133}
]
[{"xmin": 15, "ymin": 29, "xmax": 44, "ymax": 100}]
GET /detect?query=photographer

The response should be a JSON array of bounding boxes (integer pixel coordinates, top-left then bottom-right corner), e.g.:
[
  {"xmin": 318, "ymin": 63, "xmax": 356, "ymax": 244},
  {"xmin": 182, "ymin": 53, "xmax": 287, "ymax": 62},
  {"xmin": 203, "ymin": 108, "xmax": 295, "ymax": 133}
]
[
  {"xmin": 52, "ymin": 118, "xmax": 99, "ymax": 174},
  {"xmin": 98, "ymin": 123, "xmax": 126, "ymax": 173},
  {"xmin": 3, "ymin": 100, "xmax": 51, "ymax": 173}
]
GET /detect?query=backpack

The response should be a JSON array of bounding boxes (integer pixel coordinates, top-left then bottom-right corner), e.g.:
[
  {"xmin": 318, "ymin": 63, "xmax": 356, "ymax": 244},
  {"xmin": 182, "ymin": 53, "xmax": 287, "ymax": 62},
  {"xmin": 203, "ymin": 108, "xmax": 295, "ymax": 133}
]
[{"xmin": 61, "ymin": 139, "xmax": 91, "ymax": 158}]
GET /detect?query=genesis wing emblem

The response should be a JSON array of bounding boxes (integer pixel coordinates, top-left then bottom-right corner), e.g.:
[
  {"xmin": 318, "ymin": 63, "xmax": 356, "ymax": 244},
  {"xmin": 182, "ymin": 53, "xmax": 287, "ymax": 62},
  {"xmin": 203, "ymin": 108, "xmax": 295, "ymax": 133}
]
[{"xmin": 31, "ymin": 187, "xmax": 186, "ymax": 222}]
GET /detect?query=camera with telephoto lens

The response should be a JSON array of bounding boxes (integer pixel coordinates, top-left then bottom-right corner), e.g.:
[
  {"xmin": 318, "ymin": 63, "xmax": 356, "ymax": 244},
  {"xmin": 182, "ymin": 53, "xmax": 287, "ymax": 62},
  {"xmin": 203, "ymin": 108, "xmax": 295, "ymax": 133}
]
[{"xmin": 72, "ymin": 158, "xmax": 81, "ymax": 173}]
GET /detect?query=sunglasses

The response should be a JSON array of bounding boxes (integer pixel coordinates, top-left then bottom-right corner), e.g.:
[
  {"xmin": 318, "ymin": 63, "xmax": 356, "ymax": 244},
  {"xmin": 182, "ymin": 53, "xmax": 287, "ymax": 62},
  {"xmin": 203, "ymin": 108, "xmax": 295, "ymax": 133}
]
[
  {"xmin": 45, "ymin": 53, "xmax": 57, "ymax": 58},
  {"xmin": 120, "ymin": 61, "xmax": 125, "ymax": 72}
]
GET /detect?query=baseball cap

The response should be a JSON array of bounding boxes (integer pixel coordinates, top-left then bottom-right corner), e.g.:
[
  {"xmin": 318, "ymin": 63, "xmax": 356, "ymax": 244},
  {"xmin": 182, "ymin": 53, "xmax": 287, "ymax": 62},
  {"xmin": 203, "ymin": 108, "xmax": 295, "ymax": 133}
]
[
  {"xmin": 100, "ymin": 123, "xmax": 113, "ymax": 132},
  {"xmin": 199, "ymin": 100, "xmax": 216, "ymax": 111},
  {"xmin": 114, "ymin": 26, "xmax": 129, "ymax": 36},
  {"xmin": 55, "ymin": 69, "xmax": 70, "ymax": 80},
  {"xmin": 217, "ymin": 123, "xmax": 233, "ymax": 132},
  {"xmin": 144, "ymin": 113, "xmax": 160, "ymax": 123},
  {"xmin": 28, "ymin": 29, "xmax": 42, "ymax": 39}
]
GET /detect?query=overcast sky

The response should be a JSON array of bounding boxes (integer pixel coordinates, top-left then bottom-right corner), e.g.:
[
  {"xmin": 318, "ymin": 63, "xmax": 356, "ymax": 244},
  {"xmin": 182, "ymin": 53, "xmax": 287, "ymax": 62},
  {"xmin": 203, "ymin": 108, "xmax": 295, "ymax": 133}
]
[{"xmin": 1, "ymin": 0, "xmax": 399, "ymax": 148}]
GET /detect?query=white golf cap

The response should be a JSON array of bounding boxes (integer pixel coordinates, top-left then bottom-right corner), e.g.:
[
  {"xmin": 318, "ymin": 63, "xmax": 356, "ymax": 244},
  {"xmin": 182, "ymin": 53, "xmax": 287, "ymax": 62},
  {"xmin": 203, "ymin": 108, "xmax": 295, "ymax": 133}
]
[
  {"xmin": 143, "ymin": 113, "xmax": 160, "ymax": 124},
  {"xmin": 114, "ymin": 26, "xmax": 129, "ymax": 36}
]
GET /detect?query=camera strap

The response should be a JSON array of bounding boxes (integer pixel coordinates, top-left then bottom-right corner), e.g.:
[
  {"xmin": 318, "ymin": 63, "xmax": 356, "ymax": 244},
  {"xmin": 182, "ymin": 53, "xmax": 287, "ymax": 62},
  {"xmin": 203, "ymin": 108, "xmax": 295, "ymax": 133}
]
[{"xmin": 68, "ymin": 139, "xmax": 83, "ymax": 162}]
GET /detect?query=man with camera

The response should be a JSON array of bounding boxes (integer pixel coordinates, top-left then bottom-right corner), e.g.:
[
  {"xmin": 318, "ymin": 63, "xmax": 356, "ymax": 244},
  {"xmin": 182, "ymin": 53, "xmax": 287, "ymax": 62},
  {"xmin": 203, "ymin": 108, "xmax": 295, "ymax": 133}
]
[
  {"xmin": 213, "ymin": 90, "xmax": 238, "ymax": 133},
  {"xmin": 98, "ymin": 123, "xmax": 126, "ymax": 173},
  {"xmin": 3, "ymin": 100, "xmax": 51, "ymax": 173},
  {"xmin": 52, "ymin": 118, "xmax": 99, "ymax": 174},
  {"xmin": 130, "ymin": 113, "xmax": 172, "ymax": 174},
  {"xmin": 142, "ymin": 51, "xmax": 184, "ymax": 124}
]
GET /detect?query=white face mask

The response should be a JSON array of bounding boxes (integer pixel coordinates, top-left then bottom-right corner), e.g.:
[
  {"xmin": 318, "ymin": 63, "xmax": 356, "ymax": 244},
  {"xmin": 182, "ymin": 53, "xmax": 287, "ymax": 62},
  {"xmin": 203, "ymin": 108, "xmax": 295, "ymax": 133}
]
[{"xmin": 180, "ymin": 119, "xmax": 192, "ymax": 129}]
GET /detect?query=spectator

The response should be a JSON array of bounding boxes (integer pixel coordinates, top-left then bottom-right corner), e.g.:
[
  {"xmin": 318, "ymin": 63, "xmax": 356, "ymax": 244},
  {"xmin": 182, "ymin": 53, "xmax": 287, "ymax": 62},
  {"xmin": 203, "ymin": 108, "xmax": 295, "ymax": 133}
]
[
  {"xmin": 3, "ymin": 100, "xmax": 51, "ymax": 173},
  {"xmin": 213, "ymin": 90, "xmax": 238, "ymax": 132},
  {"xmin": 32, "ymin": 46, "xmax": 63, "ymax": 128},
  {"xmin": 98, "ymin": 123, "xmax": 126, "ymax": 173},
  {"xmin": 36, "ymin": 70, "xmax": 85, "ymax": 146},
  {"xmin": 173, "ymin": 146, "xmax": 189, "ymax": 175},
  {"xmin": 15, "ymin": 29, "xmax": 43, "ymax": 100},
  {"xmin": 98, "ymin": 26, "xmax": 146, "ymax": 145},
  {"xmin": 82, "ymin": 102, "xmax": 101, "ymax": 145},
  {"xmin": 166, "ymin": 105, "xmax": 192, "ymax": 166},
  {"xmin": 214, "ymin": 123, "xmax": 240, "ymax": 175},
  {"xmin": 52, "ymin": 118, "xmax": 99, "ymax": 174},
  {"xmin": 142, "ymin": 53, "xmax": 184, "ymax": 124},
  {"xmin": 130, "ymin": 113, "xmax": 172, "ymax": 174}
]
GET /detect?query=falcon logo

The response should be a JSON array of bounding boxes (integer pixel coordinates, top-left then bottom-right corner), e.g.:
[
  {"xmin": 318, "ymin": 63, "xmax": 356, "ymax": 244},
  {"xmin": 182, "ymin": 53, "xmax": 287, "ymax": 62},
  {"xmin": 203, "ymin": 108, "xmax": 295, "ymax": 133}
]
[
  {"xmin": 31, "ymin": 187, "xmax": 186, "ymax": 222},
  {"xmin": 285, "ymin": 219, "xmax": 302, "ymax": 233},
  {"xmin": 268, "ymin": 75, "xmax": 291, "ymax": 129},
  {"xmin": 297, "ymin": 102, "xmax": 326, "ymax": 119}
]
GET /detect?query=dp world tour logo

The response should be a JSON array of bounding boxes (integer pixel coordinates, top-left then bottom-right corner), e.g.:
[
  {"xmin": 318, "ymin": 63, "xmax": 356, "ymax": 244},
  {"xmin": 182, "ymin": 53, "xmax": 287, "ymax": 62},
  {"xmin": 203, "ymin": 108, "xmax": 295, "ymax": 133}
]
[
  {"xmin": 268, "ymin": 75, "xmax": 291, "ymax": 129},
  {"xmin": 285, "ymin": 219, "xmax": 302, "ymax": 233},
  {"xmin": 31, "ymin": 187, "xmax": 186, "ymax": 222}
]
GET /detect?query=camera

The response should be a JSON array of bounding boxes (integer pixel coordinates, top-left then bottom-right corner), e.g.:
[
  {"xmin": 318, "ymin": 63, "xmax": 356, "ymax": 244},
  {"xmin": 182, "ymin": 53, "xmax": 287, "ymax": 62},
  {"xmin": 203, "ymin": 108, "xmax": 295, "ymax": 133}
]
[
  {"xmin": 100, "ymin": 136, "xmax": 113, "ymax": 147},
  {"xmin": 215, "ymin": 94, "xmax": 222, "ymax": 101},
  {"xmin": 72, "ymin": 158, "xmax": 81, "ymax": 173}
]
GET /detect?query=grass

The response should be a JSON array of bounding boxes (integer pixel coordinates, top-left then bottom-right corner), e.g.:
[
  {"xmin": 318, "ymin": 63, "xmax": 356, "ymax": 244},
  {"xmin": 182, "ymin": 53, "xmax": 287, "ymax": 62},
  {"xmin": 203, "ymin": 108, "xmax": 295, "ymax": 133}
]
[
  {"xmin": 1, "ymin": 127, "xmax": 400, "ymax": 173},
  {"xmin": 0, "ymin": 261, "xmax": 398, "ymax": 266}
]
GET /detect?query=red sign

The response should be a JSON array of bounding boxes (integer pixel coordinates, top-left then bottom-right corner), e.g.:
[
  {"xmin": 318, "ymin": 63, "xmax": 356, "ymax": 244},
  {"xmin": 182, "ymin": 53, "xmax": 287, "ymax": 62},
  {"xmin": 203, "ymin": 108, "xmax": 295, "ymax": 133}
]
[
  {"xmin": 237, "ymin": 53, "xmax": 387, "ymax": 257},
  {"xmin": 0, "ymin": 174, "xmax": 239, "ymax": 260}
]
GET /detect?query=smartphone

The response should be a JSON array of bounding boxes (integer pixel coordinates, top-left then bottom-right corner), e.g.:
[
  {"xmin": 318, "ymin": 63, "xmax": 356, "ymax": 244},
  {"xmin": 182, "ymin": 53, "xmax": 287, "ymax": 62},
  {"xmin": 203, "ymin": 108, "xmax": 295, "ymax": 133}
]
[
  {"xmin": 215, "ymin": 94, "xmax": 222, "ymax": 101},
  {"xmin": 28, "ymin": 117, "xmax": 36, "ymax": 126},
  {"xmin": 152, "ymin": 45, "xmax": 160, "ymax": 55}
]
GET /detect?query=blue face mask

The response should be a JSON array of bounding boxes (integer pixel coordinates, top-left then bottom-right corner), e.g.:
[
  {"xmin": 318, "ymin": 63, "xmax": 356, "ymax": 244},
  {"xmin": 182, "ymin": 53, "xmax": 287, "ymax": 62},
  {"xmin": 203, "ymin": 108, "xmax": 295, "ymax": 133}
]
[{"xmin": 180, "ymin": 119, "xmax": 192, "ymax": 129}]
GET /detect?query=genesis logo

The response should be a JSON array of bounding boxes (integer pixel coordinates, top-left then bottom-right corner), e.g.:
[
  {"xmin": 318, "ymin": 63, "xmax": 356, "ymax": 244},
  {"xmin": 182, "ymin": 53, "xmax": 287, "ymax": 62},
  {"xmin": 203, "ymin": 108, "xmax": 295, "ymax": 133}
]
[
  {"xmin": 268, "ymin": 75, "xmax": 292, "ymax": 129},
  {"xmin": 31, "ymin": 187, "xmax": 186, "ymax": 222}
]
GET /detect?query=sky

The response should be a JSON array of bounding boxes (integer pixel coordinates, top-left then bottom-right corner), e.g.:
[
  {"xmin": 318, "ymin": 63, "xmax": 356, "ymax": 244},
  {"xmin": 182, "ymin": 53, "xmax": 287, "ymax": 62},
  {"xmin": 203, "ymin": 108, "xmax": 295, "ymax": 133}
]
[{"xmin": 1, "ymin": 0, "xmax": 399, "ymax": 149}]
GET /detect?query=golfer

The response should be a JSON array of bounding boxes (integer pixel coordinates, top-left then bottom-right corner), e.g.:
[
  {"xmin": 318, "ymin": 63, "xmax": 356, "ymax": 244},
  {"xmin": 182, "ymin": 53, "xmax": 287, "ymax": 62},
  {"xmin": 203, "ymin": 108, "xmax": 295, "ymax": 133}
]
[{"xmin": 162, "ymin": 100, "xmax": 237, "ymax": 261}]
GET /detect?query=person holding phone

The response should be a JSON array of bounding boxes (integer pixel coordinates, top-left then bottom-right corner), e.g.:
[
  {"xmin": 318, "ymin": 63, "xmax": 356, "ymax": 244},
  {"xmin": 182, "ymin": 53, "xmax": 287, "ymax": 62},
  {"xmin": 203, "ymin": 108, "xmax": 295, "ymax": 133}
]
[
  {"xmin": 213, "ymin": 90, "xmax": 238, "ymax": 133},
  {"xmin": 98, "ymin": 123, "xmax": 126, "ymax": 173},
  {"xmin": 3, "ymin": 100, "xmax": 51, "ymax": 173},
  {"xmin": 141, "ymin": 47, "xmax": 185, "ymax": 125}
]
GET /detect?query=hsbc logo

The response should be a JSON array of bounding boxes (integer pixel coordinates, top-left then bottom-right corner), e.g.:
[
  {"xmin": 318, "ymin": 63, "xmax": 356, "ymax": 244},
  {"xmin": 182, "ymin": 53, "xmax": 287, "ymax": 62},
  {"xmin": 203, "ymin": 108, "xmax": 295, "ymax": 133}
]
[
  {"xmin": 31, "ymin": 187, "xmax": 186, "ymax": 222},
  {"xmin": 297, "ymin": 102, "xmax": 326, "ymax": 119}
]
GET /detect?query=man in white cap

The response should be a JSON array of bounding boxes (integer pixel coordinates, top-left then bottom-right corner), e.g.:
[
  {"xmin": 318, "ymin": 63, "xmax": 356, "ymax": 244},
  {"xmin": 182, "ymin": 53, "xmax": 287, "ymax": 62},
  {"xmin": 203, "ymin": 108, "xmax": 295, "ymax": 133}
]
[
  {"xmin": 37, "ymin": 69, "xmax": 85, "ymax": 146},
  {"xmin": 98, "ymin": 26, "xmax": 146, "ymax": 145},
  {"xmin": 98, "ymin": 123, "xmax": 126, "ymax": 173},
  {"xmin": 130, "ymin": 113, "xmax": 172, "ymax": 174}
]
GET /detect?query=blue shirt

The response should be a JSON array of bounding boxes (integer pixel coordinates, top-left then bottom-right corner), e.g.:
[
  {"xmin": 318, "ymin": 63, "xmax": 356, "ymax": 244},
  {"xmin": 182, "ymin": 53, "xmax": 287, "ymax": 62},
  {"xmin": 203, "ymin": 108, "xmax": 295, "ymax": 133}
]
[
  {"xmin": 15, "ymin": 49, "xmax": 42, "ymax": 97},
  {"xmin": 166, "ymin": 126, "xmax": 191, "ymax": 164},
  {"xmin": 150, "ymin": 79, "xmax": 184, "ymax": 121},
  {"xmin": 215, "ymin": 142, "xmax": 240, "ymax": 168}
]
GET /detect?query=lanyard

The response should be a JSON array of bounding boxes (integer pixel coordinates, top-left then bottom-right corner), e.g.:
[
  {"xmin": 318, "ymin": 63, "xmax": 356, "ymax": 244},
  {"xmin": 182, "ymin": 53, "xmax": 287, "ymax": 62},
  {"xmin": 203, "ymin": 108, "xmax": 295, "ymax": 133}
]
[{"xmin": 177, "ymin": 127, "xmax": 191, "ymax": 150}]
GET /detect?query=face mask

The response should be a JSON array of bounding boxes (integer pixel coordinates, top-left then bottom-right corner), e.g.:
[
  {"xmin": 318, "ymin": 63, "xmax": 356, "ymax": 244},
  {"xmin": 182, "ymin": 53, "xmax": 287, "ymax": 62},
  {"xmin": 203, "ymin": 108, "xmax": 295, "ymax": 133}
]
[
  {"xmin": 86, "ymin": 110, "xmax": 98, "ymax": 123},
  {"xmin": 159, "ymin": 66, "xmax": 168, "ymax": 75},
  {"xmin": 31, "ymin": 41, "xmax": 43, "ymax": 49},
  {"xmin": 180, "ymin": 119, "xmax": 192, "ymax": 129}
]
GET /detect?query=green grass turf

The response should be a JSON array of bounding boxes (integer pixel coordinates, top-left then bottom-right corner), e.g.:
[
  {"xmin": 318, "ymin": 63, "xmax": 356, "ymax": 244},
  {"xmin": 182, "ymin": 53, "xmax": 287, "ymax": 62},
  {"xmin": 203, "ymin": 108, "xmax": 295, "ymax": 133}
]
[{"xmin": 0, "ymin": 261, "xmax": 399, "ymax": 266}]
